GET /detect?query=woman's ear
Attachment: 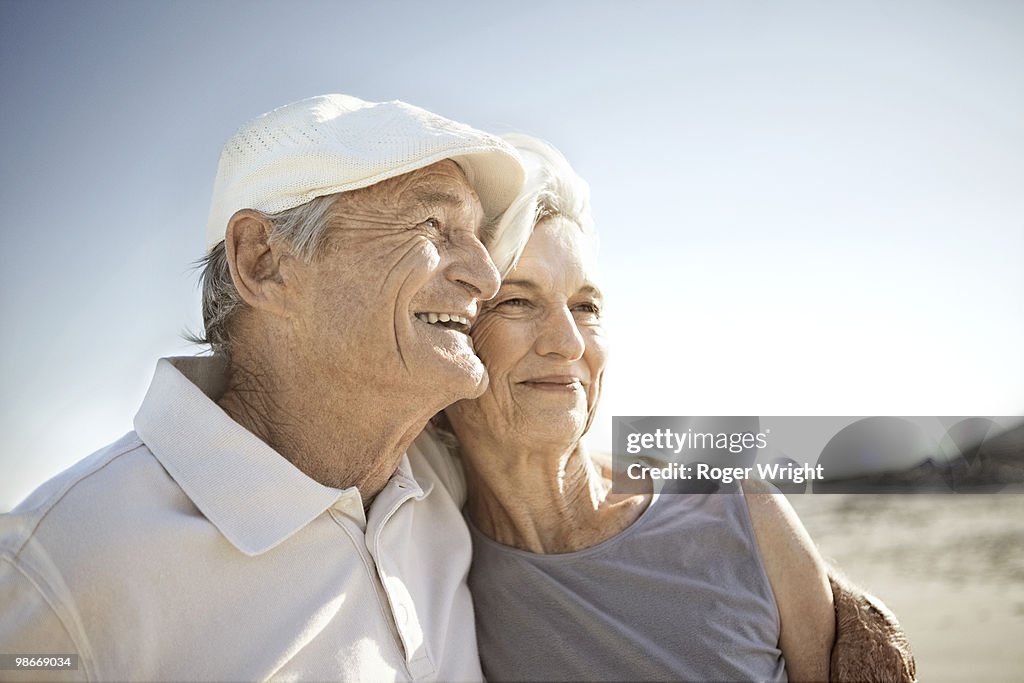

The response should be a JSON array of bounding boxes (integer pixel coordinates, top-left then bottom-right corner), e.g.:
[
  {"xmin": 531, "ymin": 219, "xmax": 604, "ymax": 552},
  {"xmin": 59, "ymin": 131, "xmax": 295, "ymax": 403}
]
[{"xmin": 223, "ymin": 209, "xmax": 293, "ymax": 317}]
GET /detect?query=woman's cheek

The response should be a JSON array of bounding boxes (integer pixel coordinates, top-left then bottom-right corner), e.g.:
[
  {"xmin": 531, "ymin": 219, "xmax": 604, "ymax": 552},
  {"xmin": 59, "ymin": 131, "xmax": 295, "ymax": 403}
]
[
  {"xmin": 474, "ymin": 315, "xmax": 535, "ymax": 374},
  {"xmin": 586, "ymin": 327, "xmax": 609, "ymax": 366},
  {"xmin": 470, "ymin": 316, "xmax": 502, "ymax": 364}
]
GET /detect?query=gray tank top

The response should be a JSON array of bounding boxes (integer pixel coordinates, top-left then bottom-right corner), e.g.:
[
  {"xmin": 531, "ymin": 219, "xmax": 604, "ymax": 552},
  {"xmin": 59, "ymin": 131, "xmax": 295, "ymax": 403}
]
[{"xmin": 468, "ymin": 481, "xmax": 787, "ymax": 682}]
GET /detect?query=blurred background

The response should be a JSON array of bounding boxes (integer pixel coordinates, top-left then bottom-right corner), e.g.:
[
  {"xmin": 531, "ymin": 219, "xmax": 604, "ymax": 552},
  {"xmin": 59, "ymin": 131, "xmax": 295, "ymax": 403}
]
[{"xmin": 2, "ymin": 1, "xmax": 1022, "ymax": 678}]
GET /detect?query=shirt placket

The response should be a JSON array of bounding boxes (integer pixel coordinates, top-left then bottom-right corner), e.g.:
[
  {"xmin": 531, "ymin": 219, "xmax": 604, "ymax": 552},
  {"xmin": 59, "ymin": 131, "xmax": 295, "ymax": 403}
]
[
  {"xmin": 328, "ymin": 492, "xmax": 411, "ymax": 677},
  {"xmin": 366, "ymin": 476, "xmax": 436, "ymax": 681}
]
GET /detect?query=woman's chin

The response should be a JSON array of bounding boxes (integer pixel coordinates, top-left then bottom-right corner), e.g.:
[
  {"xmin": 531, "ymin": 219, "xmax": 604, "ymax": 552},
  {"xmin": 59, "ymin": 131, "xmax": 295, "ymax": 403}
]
[{"xmin": 519, "ymin": 409, "xmax": 589, "ymax": 449}]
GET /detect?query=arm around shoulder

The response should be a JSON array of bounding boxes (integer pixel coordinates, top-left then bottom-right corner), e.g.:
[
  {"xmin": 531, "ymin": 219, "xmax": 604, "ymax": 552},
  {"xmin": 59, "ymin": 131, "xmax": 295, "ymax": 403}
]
[{"xmin": 742, "ymin": 479, "xmax": 834, "ymax": 683}]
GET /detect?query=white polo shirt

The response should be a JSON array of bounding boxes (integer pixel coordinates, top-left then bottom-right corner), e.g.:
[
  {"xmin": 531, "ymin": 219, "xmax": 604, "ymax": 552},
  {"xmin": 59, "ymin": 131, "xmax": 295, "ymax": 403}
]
[{"xmin": 0, "ymin": 356, "xmax": 480, "ymax": 682}]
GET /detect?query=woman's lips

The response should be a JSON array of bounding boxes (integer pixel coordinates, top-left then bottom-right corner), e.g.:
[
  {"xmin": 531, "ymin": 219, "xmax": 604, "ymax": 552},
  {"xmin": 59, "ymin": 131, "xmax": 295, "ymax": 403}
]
[{"xmin": 518, "ymin": 376, "xmax": 584, "ymax": 392}]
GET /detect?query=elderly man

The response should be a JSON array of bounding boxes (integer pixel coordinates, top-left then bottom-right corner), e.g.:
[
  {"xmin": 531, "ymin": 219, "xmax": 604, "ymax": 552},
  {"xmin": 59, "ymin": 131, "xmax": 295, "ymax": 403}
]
[{"xmin": 0, "ymin": 95, "xmax": 522, "ymax": 681}]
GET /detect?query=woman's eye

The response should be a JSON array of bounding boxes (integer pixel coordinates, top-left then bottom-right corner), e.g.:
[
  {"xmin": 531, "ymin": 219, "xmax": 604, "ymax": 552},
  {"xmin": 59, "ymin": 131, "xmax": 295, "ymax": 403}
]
[
  {"xmin": 497, "ymin": 298, "xmax": 530, "ymax": 308},
  {"xmin": 418, "ymin": 217, "xmax": 441, "ymax": 231},
  {"xmin": 573, "ymin": 302, "xmax": 601, "ymax": 316}
]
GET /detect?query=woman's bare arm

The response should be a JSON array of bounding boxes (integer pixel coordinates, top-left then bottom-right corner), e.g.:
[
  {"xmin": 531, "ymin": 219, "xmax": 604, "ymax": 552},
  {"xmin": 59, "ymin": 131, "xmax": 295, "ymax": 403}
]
[{"xmin": 743, "ymin": 479, "xmax": 835, "ymax": 682}]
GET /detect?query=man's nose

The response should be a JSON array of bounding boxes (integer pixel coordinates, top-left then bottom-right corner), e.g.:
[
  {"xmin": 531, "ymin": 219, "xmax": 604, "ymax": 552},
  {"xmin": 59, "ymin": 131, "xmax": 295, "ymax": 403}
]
[
  {"xmin": 445, "ymin": 234, "xmax": 501, "ymax": 300},
  {"xmin": 535, "ymin": 306, "xmax": 586, "ymax": 361}
]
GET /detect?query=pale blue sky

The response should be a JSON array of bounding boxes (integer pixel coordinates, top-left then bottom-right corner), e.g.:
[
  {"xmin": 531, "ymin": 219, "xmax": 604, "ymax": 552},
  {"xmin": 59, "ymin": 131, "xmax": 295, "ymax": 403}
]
[{"xmin": 2, "ymin": 0, "xmax": 1022, "ymax": 510}]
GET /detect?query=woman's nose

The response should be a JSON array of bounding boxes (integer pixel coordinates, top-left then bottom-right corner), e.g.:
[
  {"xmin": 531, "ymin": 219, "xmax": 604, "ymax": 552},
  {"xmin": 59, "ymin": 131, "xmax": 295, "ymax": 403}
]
[{"xmin": 535, "ymin": 306, "xmax": 585, "ymax": 361}]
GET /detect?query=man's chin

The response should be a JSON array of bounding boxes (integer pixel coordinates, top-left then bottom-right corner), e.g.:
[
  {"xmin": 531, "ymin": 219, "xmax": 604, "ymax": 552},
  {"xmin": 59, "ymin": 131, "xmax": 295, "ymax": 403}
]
[
  {"xmin": 403, "ymin": 327, "xmax": 488, "ymax": 401},
  {"xmin": 464, "ymin": 363, "xmax": 489, "ymax": 398},
  {"xmin": 448, "ymin": 353, "xmax": 489, "ymax": 400},
  {"xmin": 418, "ymin": 350, "xmax": 489, "ymax": 405}
]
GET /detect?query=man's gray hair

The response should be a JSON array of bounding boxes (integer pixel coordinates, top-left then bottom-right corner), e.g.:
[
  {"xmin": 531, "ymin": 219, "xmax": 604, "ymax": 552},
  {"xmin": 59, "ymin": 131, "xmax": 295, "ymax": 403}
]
[
  {"xmin": 485, "ymin": 133, "xmax": 595, "ymax": 277},
  {"xmin": 192, "ymin": 193, "xmax": 341, "ymax": 357}
]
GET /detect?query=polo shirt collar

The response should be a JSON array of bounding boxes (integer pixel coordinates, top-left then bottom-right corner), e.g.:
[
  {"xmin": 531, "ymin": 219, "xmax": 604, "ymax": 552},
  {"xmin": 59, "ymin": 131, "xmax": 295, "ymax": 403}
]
[{"xmin": 133, "ymin": 356, "xmax": 381, "ymax": 556}]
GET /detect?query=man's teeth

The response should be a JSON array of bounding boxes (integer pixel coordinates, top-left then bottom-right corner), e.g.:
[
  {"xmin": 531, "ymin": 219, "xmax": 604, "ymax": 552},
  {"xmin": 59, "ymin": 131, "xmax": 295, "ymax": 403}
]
[{"xmin": 415, "ymin": 313, "xmax": 470, "ymax": 326}]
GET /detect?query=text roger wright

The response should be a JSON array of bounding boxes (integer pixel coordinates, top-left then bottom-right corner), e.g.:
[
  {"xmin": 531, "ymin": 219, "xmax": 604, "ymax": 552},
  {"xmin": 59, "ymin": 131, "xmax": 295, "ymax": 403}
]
[{"xmin": 626, "ymin": 461, "xmax": 826, "ymax": 485}]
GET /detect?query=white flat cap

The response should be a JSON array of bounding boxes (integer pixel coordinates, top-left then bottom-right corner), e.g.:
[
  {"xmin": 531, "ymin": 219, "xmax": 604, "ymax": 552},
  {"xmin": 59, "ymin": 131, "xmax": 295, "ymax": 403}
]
[{"xmin": 206, "ymin": 94, "xmax": 524, "ymax": 250}]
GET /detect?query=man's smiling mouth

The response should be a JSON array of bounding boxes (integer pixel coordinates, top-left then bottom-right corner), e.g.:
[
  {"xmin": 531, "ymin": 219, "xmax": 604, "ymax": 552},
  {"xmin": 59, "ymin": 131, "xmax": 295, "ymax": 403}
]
[{"xmin": 414, "ymin": 312, "xmax": 472, "ymax": 334}]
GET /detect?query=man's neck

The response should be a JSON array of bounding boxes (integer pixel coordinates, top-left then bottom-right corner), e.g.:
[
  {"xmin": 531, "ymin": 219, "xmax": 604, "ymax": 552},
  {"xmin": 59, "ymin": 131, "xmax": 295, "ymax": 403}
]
[{"xmin": 217, "ymin": 353, "xmax": 426, "ymax": 502}]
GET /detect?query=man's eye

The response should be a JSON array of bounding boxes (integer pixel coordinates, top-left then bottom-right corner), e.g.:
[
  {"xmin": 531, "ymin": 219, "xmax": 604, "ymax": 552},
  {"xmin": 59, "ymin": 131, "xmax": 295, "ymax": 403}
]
[
  {"xmin": 497, "ymin": 298, "xmax": 529, "ymax": 308},
  {"xmin": 418, "ymin": 217, "xmax": 441, "ymax": 231}
]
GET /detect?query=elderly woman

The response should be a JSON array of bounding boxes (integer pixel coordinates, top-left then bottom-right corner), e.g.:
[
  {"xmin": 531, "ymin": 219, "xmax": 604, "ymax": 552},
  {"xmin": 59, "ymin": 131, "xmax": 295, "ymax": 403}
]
[{"xmin": 438, "ymin": 135, "xmax": 914, "ymax": 682}]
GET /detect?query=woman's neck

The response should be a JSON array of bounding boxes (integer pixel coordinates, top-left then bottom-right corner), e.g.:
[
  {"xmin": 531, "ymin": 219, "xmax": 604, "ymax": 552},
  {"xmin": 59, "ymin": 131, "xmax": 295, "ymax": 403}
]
[{"xmin": 460, "ymin": 434, "xmax": 650, "ymax": 554}]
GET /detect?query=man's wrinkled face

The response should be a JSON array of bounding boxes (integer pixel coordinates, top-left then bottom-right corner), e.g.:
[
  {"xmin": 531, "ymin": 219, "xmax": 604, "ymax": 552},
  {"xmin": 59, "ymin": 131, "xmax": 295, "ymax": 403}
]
[{"xmin": 289, "ymin": 160, "xmax": 501, "ymax": 408}]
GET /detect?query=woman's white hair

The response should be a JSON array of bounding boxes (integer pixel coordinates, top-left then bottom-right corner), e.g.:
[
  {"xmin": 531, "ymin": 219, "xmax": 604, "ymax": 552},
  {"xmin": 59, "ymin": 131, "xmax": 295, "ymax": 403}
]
[{"xmin": 485, "ymin": 133, "xmax": 595, "ymax": 276}]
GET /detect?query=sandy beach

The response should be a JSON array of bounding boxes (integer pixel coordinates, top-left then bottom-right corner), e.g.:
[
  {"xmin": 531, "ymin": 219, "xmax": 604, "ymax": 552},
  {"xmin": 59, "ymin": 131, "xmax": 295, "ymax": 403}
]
[{"xmin": 787, "ymin": 492, "xmax": 1024, "ymax": 681}]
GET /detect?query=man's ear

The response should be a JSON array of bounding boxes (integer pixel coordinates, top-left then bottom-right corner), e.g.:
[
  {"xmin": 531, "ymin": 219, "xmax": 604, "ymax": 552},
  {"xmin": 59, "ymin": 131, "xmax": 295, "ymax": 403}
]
[{"xmin": 223, "ymin": 209, "xmax": 294, "ymax": 317}]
